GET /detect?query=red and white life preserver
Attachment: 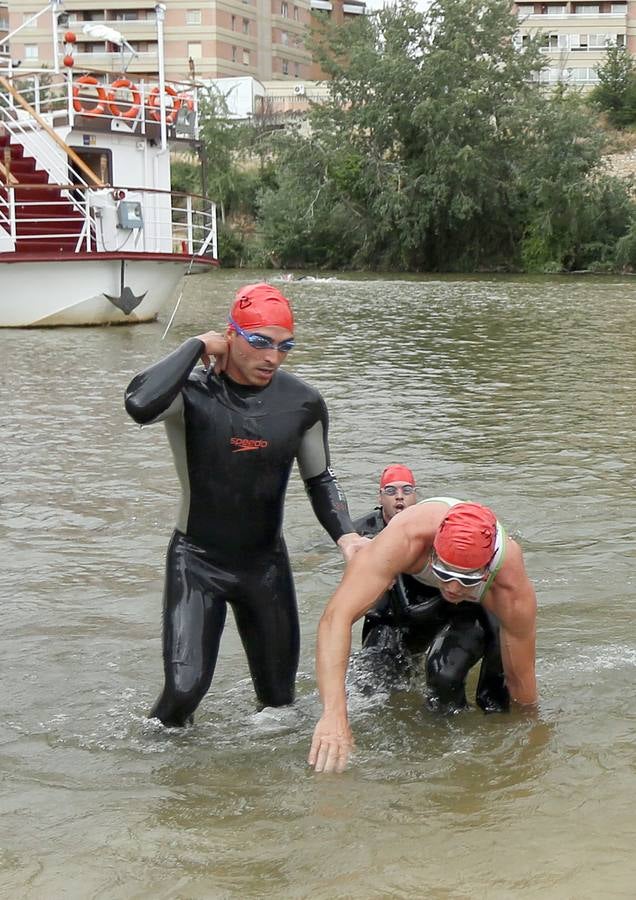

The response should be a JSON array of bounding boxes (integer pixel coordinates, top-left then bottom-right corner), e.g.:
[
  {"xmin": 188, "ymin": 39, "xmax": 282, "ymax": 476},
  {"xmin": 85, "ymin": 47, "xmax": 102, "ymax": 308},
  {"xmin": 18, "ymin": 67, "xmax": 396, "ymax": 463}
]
[
  {"xmin": 72, "ymin": 74, "xmax": 107, "ymax": 117},
  {"xmin": 147, "ymin": 84, "xmax": 182, "ymax": 124},
  {"xmin": 107, "ymin": 78, "xmax": 141, "ymax": 120}
]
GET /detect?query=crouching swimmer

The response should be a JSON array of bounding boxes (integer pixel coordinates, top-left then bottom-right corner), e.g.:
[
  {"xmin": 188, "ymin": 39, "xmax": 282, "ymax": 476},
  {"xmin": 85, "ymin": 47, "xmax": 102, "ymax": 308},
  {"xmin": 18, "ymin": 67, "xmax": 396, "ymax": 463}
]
[
  {"xmin": 309, "ymin": 498, "xmax": 538, "ymax": 772},
  {"xmin": 125, "ymin": 283, "xmax": 365, "ymax": 727},
  {"xmin": 355, "ymin": 469, "xmax": 509, "ymax": 714}
]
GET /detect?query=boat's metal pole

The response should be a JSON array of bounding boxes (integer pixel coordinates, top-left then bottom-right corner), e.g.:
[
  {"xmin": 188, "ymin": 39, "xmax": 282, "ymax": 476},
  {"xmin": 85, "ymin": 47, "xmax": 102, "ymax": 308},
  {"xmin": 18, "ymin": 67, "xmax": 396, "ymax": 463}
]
[
  {"xmin": 154, "ymin": 3, "xmax": 167, "ymax": 152},
  {"xmin": 51, "ymin": 0, "xmax": 62, "ymax": 74}
]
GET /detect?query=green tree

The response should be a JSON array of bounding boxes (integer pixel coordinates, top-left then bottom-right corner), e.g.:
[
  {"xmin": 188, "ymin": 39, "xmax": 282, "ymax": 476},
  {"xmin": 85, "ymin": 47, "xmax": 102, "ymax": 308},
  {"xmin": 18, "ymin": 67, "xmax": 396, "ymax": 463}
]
[
  {"xmin": 255, "ymin": 0, "xmax": 636, "ymax": 272},
  {"xmin": 589, "ymin": 45, "xmax": 636, "ymax": 129}
]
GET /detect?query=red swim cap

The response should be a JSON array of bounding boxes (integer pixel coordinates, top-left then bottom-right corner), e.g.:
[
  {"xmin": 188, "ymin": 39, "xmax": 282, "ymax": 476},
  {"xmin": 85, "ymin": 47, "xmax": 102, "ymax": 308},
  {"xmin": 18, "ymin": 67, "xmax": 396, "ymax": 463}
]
[
  {"xmin": 433, "ymin": 502, "xmax": 497, "ymax": 569},
  {"xmin": 380, "ymin": 464, "xmax": 416, "ymax": 488},
  {"xmin": 229, "ymin": 283, "xmax": 294, "ymax": 332}
]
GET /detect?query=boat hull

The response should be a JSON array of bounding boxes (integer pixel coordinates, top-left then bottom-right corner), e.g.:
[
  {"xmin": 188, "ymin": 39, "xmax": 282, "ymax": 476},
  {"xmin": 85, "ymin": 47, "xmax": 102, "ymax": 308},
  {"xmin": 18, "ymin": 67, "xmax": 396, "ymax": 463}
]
[{"xmin": 0, "ymin": 252, "xmax": 216, "ymax": 327}]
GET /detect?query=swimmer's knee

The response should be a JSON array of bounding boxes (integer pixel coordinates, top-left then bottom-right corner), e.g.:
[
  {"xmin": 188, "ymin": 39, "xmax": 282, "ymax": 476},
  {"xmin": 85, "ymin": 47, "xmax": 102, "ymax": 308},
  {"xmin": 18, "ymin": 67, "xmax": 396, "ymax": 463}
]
[
  {"xmin": 426, "ymin": 662, "xmax": 468, "ymax": 713},
  {"xmin": 476, "ymin": 676, "xmax": 510, "ymax": 714},
  {"xmin": 362, "ymin": 623, "xmax": 404, "ymax": 655},
  {"xmin": 424, "ymin": 692, "xmax": 469, "ymax": 715}
]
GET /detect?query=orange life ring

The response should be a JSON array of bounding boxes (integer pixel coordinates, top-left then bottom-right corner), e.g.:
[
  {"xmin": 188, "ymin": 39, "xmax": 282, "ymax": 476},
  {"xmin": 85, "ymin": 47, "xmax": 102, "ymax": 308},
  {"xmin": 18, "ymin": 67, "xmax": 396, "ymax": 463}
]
[
  {"xmin": 179, "ymin": 94, "xmax": 195, "ymax": 112},
  {"xmin": 108, "ymin": 78, "xmax": 141, "ymax": 120},
  {"xmin": 72, "ymin": 75, "xmax": 107, "ymax": 117},
  {"xmin": 148, "ymin": 84, "xmax": 181, "ymax": 124}
]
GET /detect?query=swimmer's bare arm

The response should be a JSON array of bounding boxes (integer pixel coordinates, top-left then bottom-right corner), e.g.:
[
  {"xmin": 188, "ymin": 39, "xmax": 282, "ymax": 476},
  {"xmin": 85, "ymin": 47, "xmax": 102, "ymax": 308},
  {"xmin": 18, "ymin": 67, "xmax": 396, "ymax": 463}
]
[
  {"xmin": 488, "ymin": 541, "xmax": 538, "ymax": 706},
  {"xmin": 308, "ymin": 524, "xmax": 419, "ymax": 773}
]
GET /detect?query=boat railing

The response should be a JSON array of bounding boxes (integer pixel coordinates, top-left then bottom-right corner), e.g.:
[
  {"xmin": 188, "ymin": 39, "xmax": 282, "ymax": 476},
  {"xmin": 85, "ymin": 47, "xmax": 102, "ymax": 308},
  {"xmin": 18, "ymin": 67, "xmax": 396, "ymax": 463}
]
[
  {"xmin": 1, "ymin": 181, "xmax": 217, "ymax": 259},
  {"xmin": 0, "ymin": 183, "xmax": 16, "ymax": 241},
  {"xmin": 1, "ymin": 70, "xmax": 199, "ymax": 140}
]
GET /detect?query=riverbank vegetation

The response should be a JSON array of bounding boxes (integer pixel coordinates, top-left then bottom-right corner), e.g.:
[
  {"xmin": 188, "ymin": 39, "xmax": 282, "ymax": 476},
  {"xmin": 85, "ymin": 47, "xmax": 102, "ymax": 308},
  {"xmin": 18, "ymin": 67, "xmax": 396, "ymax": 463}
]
[
  {"xmin": 589, "ymin": 46, "xmax": 636, "ymax": 131},
  {"xmin": 179, "ymin": 0, "xmax": 636, "ymax": 273}
]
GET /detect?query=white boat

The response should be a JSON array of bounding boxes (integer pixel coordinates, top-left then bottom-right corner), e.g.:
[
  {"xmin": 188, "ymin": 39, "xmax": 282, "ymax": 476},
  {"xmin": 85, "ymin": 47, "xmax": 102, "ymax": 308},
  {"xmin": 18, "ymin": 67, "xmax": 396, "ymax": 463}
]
[{"xmin": 0, "ymin": 6, "xmax": 218, "ymax": 327}]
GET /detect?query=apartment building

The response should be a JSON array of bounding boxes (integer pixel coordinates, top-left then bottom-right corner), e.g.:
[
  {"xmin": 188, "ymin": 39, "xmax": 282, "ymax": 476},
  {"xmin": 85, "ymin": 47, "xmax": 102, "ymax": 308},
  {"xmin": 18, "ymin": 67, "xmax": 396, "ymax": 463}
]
[
  {"xmin": 513, "ymin": 0, "xmax": 636, "ymax": 88},
  {"xmin": 10, "ymin": 1, "xmax": 622, "ymax": 95},
  {"xmin": 6, "ymin": 0, "xmax": 364, "ymax": 82},
  {"xmin": 309, "ymin": 0, "xmax": 364, "ymax": 79},
  {"xmin": 6, "ymin": 0, "xmax": 313, "ymax": 81}
]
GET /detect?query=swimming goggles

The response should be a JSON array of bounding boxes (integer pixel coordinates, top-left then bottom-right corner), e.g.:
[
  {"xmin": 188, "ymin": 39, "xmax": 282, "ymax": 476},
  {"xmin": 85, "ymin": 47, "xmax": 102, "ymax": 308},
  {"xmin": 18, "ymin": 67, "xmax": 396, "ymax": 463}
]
[
  {"xmin": 381, "ymin": 485, "xmax": 416, "ymax": 496},
  {"xmin": 229, "ymin": 317, "xmax": 295, "ymax": 353},
  {"xmin": 430, "ymin": 554, "xmax": 489, "ymax": 588}
]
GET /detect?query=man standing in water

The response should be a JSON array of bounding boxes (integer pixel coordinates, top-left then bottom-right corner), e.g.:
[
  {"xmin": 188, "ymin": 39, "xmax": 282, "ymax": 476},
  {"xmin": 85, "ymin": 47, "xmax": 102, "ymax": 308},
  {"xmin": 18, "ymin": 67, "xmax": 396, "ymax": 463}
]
[
  {"xmin": 309, "ymin": 499, "xmax": 537, "ymax": 772},
  {"xmin": 355, "ymin": 471, "xmax": 511, "ymax": 715},
  {"xmin": 125, "ymin": 283, "xmax": 363, "ymax": 727}
]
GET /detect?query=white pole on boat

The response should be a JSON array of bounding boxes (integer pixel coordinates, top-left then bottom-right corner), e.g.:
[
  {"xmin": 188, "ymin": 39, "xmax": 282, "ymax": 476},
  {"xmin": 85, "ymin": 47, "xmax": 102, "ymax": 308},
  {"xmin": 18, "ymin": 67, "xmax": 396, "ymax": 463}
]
[
  {"xmin": 155, "ymin": 3, "xmax": 167, "ymax": 153},
  {"xmin": 51, "ymin": 0, "xmax": 62, "ymax": 74}
]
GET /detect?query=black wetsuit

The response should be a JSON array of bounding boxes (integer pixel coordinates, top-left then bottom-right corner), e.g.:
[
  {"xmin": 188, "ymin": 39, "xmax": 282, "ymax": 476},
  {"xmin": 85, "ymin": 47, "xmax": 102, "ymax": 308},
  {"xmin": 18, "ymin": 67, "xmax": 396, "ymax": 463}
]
[
  {"xmin": 125, "ymin": 337, "xmax": 354, "ymax": 726},
  {"xmin": 353, "ymin": 508, "xmax": 510, "ymax": 714}
]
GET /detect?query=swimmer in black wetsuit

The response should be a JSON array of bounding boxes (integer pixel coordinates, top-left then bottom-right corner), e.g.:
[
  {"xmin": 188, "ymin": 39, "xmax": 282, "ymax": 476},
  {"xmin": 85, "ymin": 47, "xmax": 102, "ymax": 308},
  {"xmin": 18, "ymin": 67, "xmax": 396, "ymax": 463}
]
[
  {"xmin": 125, "ymin": 283, "xmax": 364, "ymax": 727},
  {"xmin": 354, "ymin": 466, "xmax": 509, "ymax": 714}
]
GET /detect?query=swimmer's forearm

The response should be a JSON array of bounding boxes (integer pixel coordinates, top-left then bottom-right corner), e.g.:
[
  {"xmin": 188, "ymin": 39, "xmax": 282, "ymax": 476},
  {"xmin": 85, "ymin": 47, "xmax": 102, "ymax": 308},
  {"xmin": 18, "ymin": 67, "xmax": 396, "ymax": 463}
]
[
  {"xmin": 507, "ymin": 676, "xmax": 538, "ymax": 706},
  {"xmin": 501, "ymin": 637, "xmax": 537, "ymax": 705},
  {"xmin": 315, "ymin": 605, "xmax": 352, "ymax": 718},
  {"xmin": 125, "ymin": 337, "xmax": 203, "ymax": 424},
  {"xmin": 305, "ymin": 468, "xmax": 355, "ymax": 542}
]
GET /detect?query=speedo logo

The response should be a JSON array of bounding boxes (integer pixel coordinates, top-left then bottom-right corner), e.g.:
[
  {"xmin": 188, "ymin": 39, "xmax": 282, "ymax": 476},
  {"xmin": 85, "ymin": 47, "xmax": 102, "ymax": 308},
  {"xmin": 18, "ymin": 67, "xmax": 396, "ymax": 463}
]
[{"xmin": 231, "ymin": 437, "xmax": 268, "ymax": 452}]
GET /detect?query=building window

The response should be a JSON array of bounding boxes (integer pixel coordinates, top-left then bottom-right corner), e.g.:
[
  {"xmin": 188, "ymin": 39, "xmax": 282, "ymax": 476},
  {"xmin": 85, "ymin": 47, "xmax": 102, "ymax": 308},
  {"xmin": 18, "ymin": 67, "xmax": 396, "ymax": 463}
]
[
  {"xmin": 588, "ymin": 32, "xmax": 616, "ymax": 47},
  {"xmin": 611, "ymin": 4, "xmax": 627, "ymax": 12},
  {"xmin": 516, "ymin": 4, "xmax": 534, "ymax": 15},
  {"xmin": 231, "ymin": 15, "xmax": 236, "ymax": 30},
  {"xmin": 80, "ymin": 41, "xmax": 107, "ymax": 53},
  {"xmin": 188, "ymin": 42, "xmax": 202, "ymax": 58},
  {"xmin": 282, "ymin": 58, "xmax": 289, "ymax": 74},
  {"xmin": 243, "ymin": 18, "xmax": 249, "ymax": 33},
  {"xmin": 281, "ymin": 1, "xmax": 288, "ymax": 17},
  {"xmin": 542, "ymin": 32, "xmax": 569, "ymax": 49},
  {"xmin": 232, "ymin": 45, "xmax": 237, "ymax": 62},
  {"xmin": 294, "ymin": 5, "xmax": 299, "ymax": 20},
  {"xmin": 24, "ymin": 44, "xmax": 38, "ymax": 58},
  {"xmin": 281, "ymin": 30, "xmax": 288, "ymax": 44},
  {"xmin": 128, "ymin": 41, "xmax": 157, "ymax": 53},
  {"xmin": 243, "ymin": 48, "xmax": 250, "ymax": 65},
  {"xmin": 186, "ymin": 9, "xmax": 201, "ymax": 25},
  {"xmin": 294, "ymin": 61, "xmax": 300, "ymax": 77},
  {"xmin": 545, "ymin": 4, "xmax": 566, "ymax": 12}
]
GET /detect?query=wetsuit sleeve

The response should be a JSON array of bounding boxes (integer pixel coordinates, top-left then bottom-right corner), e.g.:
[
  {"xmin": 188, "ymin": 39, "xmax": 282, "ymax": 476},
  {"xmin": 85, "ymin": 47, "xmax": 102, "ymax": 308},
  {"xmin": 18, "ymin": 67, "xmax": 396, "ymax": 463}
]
[
  {"xmin": 124, "ymin": 337, "xmax": 204, "ymax": 425},
  {"xmin": 296, "ymin": 398, "xmax": 355, "ymax": 542}
]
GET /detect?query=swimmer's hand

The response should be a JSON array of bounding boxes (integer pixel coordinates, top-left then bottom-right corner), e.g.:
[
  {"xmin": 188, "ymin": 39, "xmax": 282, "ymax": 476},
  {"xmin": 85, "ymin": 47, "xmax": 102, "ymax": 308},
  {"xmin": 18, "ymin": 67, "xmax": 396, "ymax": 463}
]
[
  {"xmin": 308, "ymin": 713, "xmax": 354, "ymax": 773},
  {"xmin": 337, "ymin": 533, "xmax": 371, "ymax": 563},
  {"xmin": 196, "ymin": 330, "xmax": 229, "ymax": 374}
]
